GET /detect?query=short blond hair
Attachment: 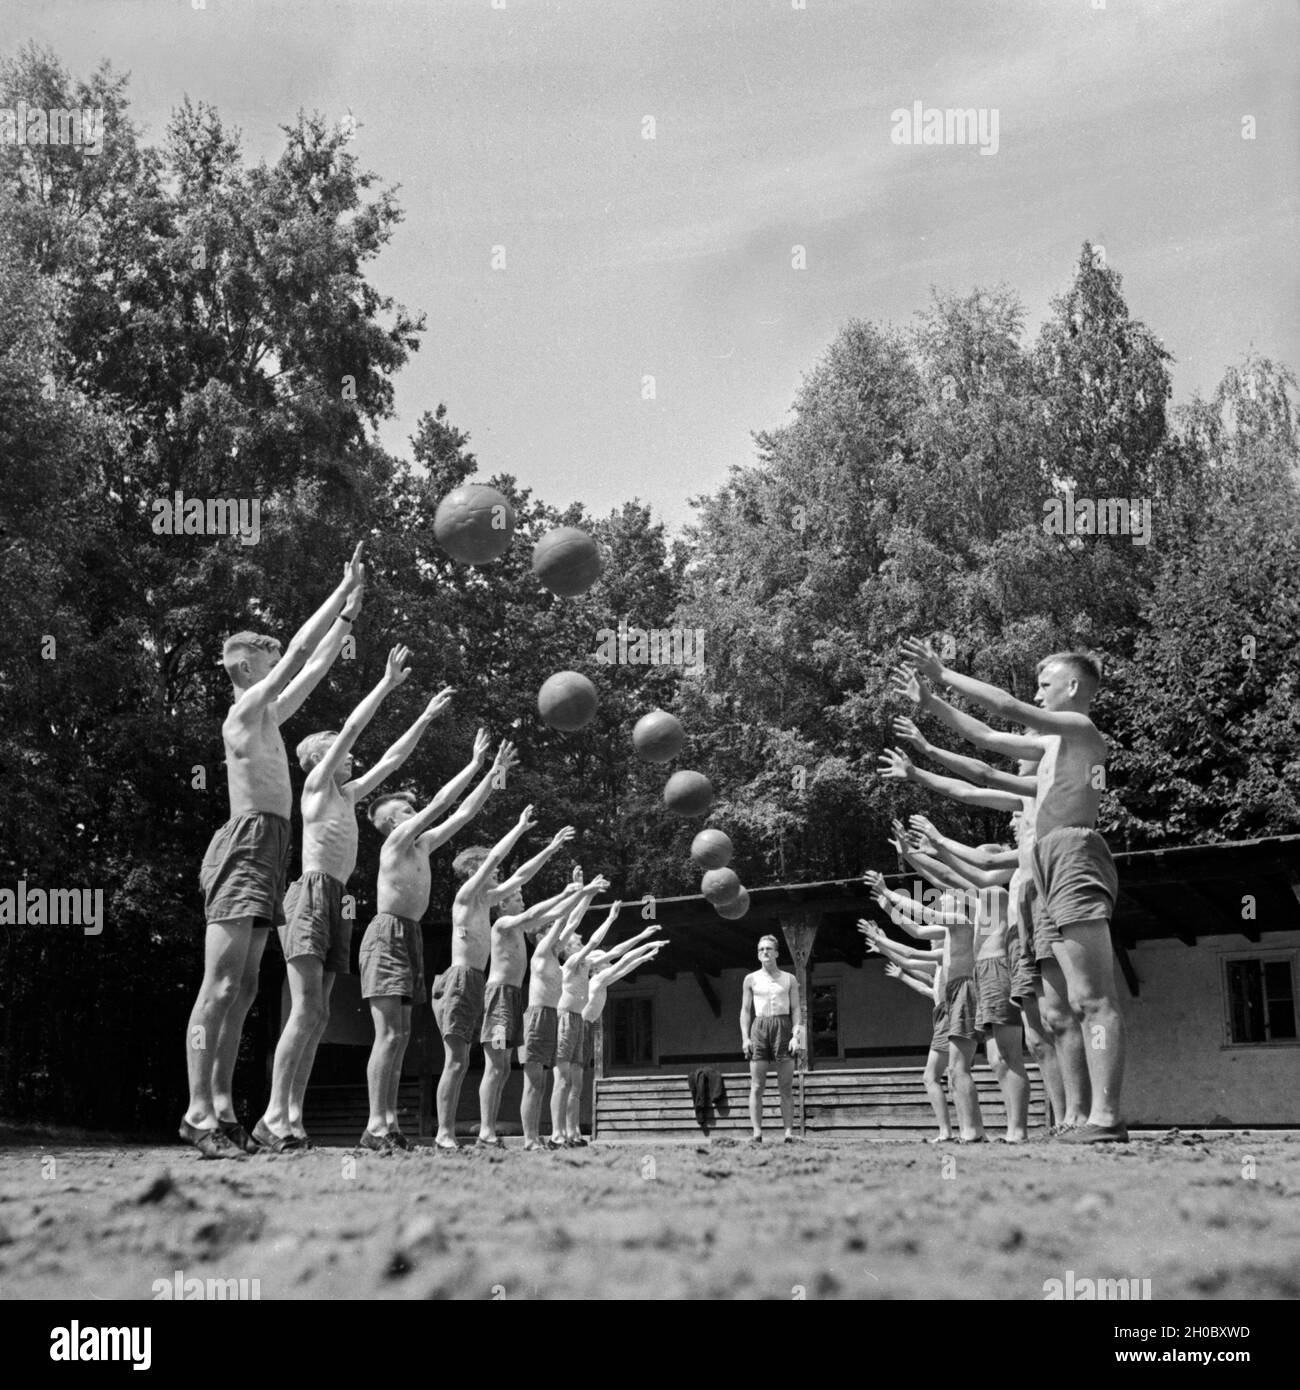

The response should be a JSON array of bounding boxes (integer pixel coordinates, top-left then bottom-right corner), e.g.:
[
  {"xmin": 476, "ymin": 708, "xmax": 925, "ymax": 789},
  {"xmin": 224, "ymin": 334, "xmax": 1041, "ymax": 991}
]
[
  {"xmin": 1037, "ymin": 651, "xmax": 1102, "ymax": 697},
  {"xmin": 369, "ymin": 792, "xmax": 416, "ymax": 831},
  {"xmin": 297, "ymin": 731, "xmax": 339, "ymax": 771},
  {"xmin": 222, "ymin": 631, "xmax": 279, "ymax": 687}
]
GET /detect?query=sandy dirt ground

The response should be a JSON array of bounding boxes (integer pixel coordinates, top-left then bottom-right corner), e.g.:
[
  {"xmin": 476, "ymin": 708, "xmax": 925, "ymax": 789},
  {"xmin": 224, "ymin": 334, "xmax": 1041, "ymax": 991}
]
[{"xmin": 2, "ymin": 1130, "xmax": 1298, "ymax": 1300}]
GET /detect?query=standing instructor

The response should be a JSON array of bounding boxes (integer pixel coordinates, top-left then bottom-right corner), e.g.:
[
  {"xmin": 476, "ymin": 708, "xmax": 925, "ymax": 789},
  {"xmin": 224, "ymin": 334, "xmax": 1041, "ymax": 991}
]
[{"xmin": 740, "ymin": 935, "xmax": 804, "ymax": 1143}]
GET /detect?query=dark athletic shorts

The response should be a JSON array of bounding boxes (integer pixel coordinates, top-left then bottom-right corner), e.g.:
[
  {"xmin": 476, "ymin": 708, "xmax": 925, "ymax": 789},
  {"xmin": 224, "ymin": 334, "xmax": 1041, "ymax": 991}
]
[
  {"xmin": 481, "ymin": 982, "xmax": 524, "ymax": 1049},
  {"xmin": 279, "ymin": 871, "xmax": 351, "ymax": 973},
  {"xmin": 1005, "ymin": 923, "xmax": 1037, "ymax": 1002},
  {"xmin": 750, "ymin": 1014, "xmax": 794, "ymax": 1062},
  {"xmin": 199, "ymin": 812, "xmax": 291, "ymax": 928},
  {"xmin": 975, "ymin": 956, "xmax": 1017, "ymax": 1031},
  {"xmin": 520, "ymin": 1004, "xmax": 558, "ymax": 1067},
  {"xmin": 1030, "ymin": 826, "xmax": 1118, "ymax": 959},
  {"xmin": 359, "ymin": 913, "xmax": 425, "ymax": 1004},
  {"xmin": 945, "ymin": 976, "xmax": 983, "ymax": 1043},
  {"xmin": 433, "ymin": 964, "xmax": 486, "ymax": 1043},
  {"xmin": 556, "ymin": 1009, "xmax": 587, "ymax": 1066},
  {"xmin": 929, "ymin": 997, "xmax": 951, "ymax": 1053}
]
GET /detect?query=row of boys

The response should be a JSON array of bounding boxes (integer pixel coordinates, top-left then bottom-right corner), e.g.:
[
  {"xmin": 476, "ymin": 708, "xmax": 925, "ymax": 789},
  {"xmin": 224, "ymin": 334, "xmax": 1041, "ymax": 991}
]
[{"xmin": 180, "ymin": 545, "xmax": 661, "ymax": 1159}]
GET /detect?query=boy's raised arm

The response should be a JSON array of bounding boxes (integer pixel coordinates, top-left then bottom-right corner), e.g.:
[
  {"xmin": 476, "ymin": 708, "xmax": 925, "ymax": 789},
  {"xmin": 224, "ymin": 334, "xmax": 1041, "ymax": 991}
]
[
  {"xmin": 908, "ymin": 816, "xmax": 1019, "ymax": 870},
  {"xmin": 901, "ymin": 638, "xmax": 1095, "ymax": 736},
  {"xmin": 892, "ymin": 664, "xmax": 1044, "ymax": 759},
  {"xmin": 272, "ymin": 544, "xmax": 367, "ymax": 718},
  {"xmin": 347, "ymin": 685, "xmax": 456, "ymax": 802},
  {"xmin": 457, "ymin": 804, "xmax": 537, "ymax": 902},
  {"xmin": 892, "ymin": 716, "xmax": 1037, "ymax": 795},
  {"xmin": 311, "ymin": 644, "xmax": 412, "ymax": 788},
  {"xmin": 489, "ymin": 826, "xmax": 577, "ymax": 903},
  {"xmin": 413, "ymin": 739, "xmax": 516, "ymax": 852},
  {"xmin": 878, "ymin": 746, "xmax": 1023, "ymax": 812}
]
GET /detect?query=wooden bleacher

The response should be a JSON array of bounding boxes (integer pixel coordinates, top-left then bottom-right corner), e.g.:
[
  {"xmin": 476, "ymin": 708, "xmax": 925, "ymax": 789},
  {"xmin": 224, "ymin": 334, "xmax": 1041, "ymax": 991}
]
[
  {"xmin": 302, "ymin": 1080, "xmax": 423, "ymax": 1144},
  {"xmin": 593, "ymin": 1065, "xmax": 1046, "ymax": 1140}
]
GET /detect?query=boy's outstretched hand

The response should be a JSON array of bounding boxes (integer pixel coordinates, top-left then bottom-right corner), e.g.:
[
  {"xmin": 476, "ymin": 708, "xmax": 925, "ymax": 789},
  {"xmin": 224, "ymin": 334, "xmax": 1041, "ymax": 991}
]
[
  {"xmin": 900, "ymin": 637, "xmax": 943, "ymax": 682},
  {"xmin": 384, "ymin": 645, "xmax": 413, "ymax": 687},
  {"xmin": 890, "ymin": 664, "xmax": 928, "ymax": 708},
  {"xmin": 550, "ymin": 826, "xmax": 577, "ymax": 851},
  {"xmin": 341, "ymin": 583, "xmax": 365, "ymax": 621},
  {"xmin": 424, "ymin": 686, "xmax": 455, "ymax": 719},
  {"xmin": 877, "ymin": 747, "xmax": 913, "ymax": 781},
  {"xmin": 492, "ymin": 740, "xmax": 520, "ymax": 782},
  {"xmin": 893, "ymin": 715, "xmax": 928, "ymax": 750},
  {"xmin": 343, "ymin": 541, "xmax": 366, "ymax": 593}
]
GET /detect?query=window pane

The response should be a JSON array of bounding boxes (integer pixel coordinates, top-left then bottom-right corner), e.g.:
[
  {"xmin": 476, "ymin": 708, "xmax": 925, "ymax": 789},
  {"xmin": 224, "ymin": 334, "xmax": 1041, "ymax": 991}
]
[
  {"xmin": 812, "ymin": 983, "xmax": 838, "ymax": 1059},
  {"xmin": 611, "ymin": 997, "xmax": 653, "ymax": 1066},
  {"xmin": 1263, "ymin": 960, "xmax": 1294, "ymax": 1004},
  {"xmin": 1226, "ymin": 960, "xmax": 1265, "ymax": 1044},
  {"xmin": 1266, "ymin": 998, "xmax": 1296, "ymax": 1040}
]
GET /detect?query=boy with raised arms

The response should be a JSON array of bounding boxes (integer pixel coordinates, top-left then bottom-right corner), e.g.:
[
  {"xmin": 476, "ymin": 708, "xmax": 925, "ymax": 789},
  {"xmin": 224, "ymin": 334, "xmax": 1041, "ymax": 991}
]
[
  {"xmin": 890, "ymin": 683, "xmax": 1083, "ymax": 1130},
  {"xmin": 859, "ymin": 915, "xmax": 950, "ymax": 1142},
  {"xmin": 181, "ymin": 542, "xmax": 365, "ymax": 1159},
  {"xmin": 360, "ymin": 735, "xmax": 516, "ymax": 1152},
  {"xmin": 253, "ymin": 643, "xmax": 454, "ymax": 1151},
  {"xmin": 475, "ymin": 824, "xmax": 581, "ymax": 1147},
  {"xmin": 518, "ymin": 872, "xmax": 610, "ymax": 1150},
  {"xmin": 899, "ymin": 643, "xmax": 1123, "ymax": 1141},
  {"xmin": 433, "ymin": 798, "xmax": 540, "ymax": 1149}
]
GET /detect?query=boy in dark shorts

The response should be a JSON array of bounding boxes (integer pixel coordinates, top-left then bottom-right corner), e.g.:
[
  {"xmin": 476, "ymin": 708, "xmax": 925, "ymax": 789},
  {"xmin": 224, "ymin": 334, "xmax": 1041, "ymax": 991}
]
[
  {"xmin": 432, "ymin": 800, "xmax": 541, "ymax": 1149},
  {"xmin": 181, "ymin": 542, "xmax": 366, "ymax": 1159},
  {"xmin": 518, "ymin": 873, "xmax": 609, "ymax": 1149},
  {"xmin": 892, "ymin": 678, "xmax": 1081, "ymax": 1130},
  {"xmin": 551, "ymin": 896, "xmax": 624, "ymax": 1147},
  {"xmin": 901, "ymin": 640, "xmax": 1125, "ymax": 1142},
  {"xmin": 358, "ymin": 737, "xmax": 517, "ymax": 1152},
  {"xmin": 253, "ymin": 642, "xmax": 455, "ymax": 1151},
  {"xmin": 861, "ymin": 885, "xmax": 950, "ymax": 1140},
  {"xmin": 740, "ymin": 935, "xmax": 804, "ymax": 1143},
  {"xmin": 475, "ymin": 824, "xmax": 582, "ymax": 1147}
]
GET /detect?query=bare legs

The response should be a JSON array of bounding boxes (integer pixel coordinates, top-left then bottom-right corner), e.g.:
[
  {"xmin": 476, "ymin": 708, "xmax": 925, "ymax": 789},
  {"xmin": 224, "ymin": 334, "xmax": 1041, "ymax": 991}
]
[
  {"xmin": 1037, "ymin": 960, "xmax": 1090, "ymax": 1126},
  {"xmin": 261, "ymin": 955, "xmax": 326, "ymax": 1138},
  {"xmin": 1017, "ymin": 991, "xmax": 1065, "ymax": 1129},
  {"xmin": 1053, "ymin": 920, "xmax": 1125, "ymax": 1128},
  {"xmin": 365, "ymin": 997, "xmax": 409, "ymax": 1137},
  {"xmin": 985, "ymin": 1025, "xmax": 1029, "ymax": 1141},
  {"xmin": 922, "ymin": 1047, "xmax": 951, "ymax": 1140},
  {"xmin": 521, "ymin": 1060, "xmax": 549, "ymax": 1146},
  {"xmin": 184, "ymin": 920, "xmax": 267, "ymax": 1129},
  {"xmin": 435, "ymin": 1035, "xmax": 469, "ymax": 1147},
  {"xmin": 288, "ymin": 972, "xmax": 335, "ymax": 1138},
  {"xmin": 478, "ymin": 1042, "xmax": 510, "ymax": 1142},
  {"xmin": 748, "ymin": 1057, "xmax": 796, "ymax": 1139},
  {"xmin": 947, "ymin": 1036, "xmax": 984, "ymax": 1141}
]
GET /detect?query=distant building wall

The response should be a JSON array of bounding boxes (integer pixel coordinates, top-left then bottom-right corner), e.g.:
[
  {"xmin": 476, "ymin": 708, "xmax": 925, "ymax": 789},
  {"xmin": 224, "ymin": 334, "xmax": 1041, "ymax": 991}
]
[{"xmin": 605, "ymin": 933, "xmax": 1300, "ymax": 1125}]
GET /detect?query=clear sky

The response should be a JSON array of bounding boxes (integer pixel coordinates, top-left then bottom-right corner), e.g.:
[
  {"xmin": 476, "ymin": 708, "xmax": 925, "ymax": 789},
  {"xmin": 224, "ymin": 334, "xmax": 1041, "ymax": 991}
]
[{"xmin": 10, "ymin": 0, "xmax": 1298, "ymax": 529}]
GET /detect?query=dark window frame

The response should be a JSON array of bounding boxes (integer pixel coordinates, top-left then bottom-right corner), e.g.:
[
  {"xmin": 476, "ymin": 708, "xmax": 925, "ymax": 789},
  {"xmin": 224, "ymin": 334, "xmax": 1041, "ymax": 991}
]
[
  {"xmin": 1221, "ymin": 952, "xmax": 1298, "ymax": 1048},
  {"xmin": 607, "ymin": 991, "xmax": 657, "ymax": 1070}
]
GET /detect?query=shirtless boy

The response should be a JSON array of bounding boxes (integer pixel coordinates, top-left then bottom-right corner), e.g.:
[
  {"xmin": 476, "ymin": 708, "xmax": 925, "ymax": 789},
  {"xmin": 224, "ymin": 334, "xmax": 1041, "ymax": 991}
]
[
  {"xmin": 900, "ymin": 641, "xmax": 1124, "ymax": 1142},
  {"xmin": 581, "ymin": 939, "xmax": 666, "ymax": 1056},
  {"xmin": 475, "ymin": 824, "xmax": 581, "ymax": 1146},
  {"xmin": 519, "ymin": 873, "xmax": 610, "ymax": 1150},
  {"xmin": 432, "ymin": 799, "xmax": 542, "ymax": 1149},
  {"xmin": 740, "ymin": 935, "xmax": 805, "ymax": 1143},
  {"xmin": 181, "ymin": 541, "xmax": 366, "ymax": 1159},
  {"xmin": 359, "ymin": 736, "xmax": 516, "ymax": 1152},
  {"xmin": 890, "ymin": 681, "xmax": 1085, "ymax": 1131},
  {"xmin": 865, "ymin": 837, "xmax": 985, "ymax": 1143},
  {"xmin": 253, "ymin": 644, "xmax": 454, "ymax": 1151},
  {"xmin": 551, "ymin": 897, "xmax": 628, "ymax": 1147},
  {"xmin": 859, "ymin": 905, "xmax": 950, "ymax": 1140}
]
